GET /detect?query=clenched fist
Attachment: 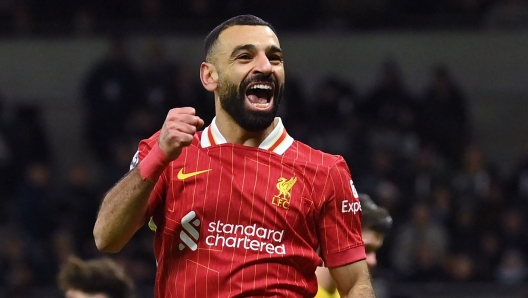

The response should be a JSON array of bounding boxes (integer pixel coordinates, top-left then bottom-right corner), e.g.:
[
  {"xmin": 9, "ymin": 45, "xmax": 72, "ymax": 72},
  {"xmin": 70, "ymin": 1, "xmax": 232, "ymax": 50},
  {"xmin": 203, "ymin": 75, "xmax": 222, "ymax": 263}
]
[{"xmin": 158, "ymin": 107, "xmax": 204, "ymax": 161}]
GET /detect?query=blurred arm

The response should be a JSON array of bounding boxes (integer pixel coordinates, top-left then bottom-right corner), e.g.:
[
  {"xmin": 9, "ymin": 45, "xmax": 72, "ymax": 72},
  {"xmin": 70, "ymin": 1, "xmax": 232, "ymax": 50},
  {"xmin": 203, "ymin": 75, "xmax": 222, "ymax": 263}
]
[
  {"xmin": 329, "ymin": 259, "xmax": 375, "ymax": 298},
  {"xmin": 93, "ymin": 167, "xmax": 153, "ymax": 253}
]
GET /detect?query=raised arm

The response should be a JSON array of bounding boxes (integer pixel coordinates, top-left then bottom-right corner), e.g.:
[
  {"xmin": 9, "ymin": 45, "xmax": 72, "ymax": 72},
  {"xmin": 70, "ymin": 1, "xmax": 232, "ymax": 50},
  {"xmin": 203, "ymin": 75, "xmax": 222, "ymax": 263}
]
[
  {"xmin": 329, "ymin": 260, "xmax": 375, "ymax": 298},
  {"xmin": 93, "ymin": 107, "xmax": 204, "ymax": 252}
]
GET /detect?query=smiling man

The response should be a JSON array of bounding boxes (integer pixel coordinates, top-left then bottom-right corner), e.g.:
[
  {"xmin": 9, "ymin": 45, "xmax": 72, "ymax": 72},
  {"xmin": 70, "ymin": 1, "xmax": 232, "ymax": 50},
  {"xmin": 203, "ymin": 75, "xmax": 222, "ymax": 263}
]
[{"xmin": 94, "ymin": 15, "xmax": 375, "ymax": 298}]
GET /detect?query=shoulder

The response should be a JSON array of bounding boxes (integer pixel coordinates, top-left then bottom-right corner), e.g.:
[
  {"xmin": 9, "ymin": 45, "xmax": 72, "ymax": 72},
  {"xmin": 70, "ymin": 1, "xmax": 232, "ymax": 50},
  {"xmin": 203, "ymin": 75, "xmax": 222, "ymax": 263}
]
[
  {"xmin": 287, "ymin": 140, "xmax": 348, "ymax": 169},
  {"xmin": 138, "ymin": 130, "xmax": 161, "ymax": 151}
]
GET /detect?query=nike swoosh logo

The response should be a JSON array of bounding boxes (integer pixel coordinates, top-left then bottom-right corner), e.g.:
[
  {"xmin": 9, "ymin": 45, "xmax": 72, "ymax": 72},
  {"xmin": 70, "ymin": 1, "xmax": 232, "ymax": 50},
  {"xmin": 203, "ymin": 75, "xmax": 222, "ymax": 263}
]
[{"xmin": 177, "ymin": 168, "xmax": 212, "ymax": 180}]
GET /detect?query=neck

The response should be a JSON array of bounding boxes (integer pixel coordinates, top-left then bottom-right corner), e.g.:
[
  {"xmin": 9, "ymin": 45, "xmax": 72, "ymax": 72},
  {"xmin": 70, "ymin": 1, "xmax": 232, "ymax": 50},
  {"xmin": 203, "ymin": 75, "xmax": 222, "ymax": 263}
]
[{"xmin": 215, "ymin": 106, "xmax": 277, "ymax": 147}]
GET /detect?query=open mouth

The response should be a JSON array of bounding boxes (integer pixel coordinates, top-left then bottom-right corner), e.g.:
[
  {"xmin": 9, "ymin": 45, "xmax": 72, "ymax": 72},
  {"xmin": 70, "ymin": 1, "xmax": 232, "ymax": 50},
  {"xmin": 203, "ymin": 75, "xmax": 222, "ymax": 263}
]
[{"xmin": 245, "ymin": 82, "xmax": 274, "ymax": 110}]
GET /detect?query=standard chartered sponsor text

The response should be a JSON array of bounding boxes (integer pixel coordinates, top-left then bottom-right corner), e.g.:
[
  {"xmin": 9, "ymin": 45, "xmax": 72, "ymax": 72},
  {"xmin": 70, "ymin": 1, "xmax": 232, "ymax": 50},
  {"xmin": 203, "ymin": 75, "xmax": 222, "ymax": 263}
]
[{"xmin": 206, "ymin": 221, "xmax": 286, "ymax": 254}]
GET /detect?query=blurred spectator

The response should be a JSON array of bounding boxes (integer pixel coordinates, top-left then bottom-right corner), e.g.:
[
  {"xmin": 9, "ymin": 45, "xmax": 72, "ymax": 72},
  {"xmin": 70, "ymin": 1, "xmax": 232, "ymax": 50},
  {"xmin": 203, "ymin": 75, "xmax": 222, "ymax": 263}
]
[
  {"xmin": 7, "ymin": 104, "xmax": 51, "ymax": 183},
  {"xmin": 362, "ymin": 60, "xmax": 417, "ymax": 131},
  {"xmin": 356, "ymin": 149, "xmax": 403, "ymax": 218},
  {"xmin": 81, "ymin": 36, "xmax": 144, "ymax": 164},
  {"xmin": 362, "ymin": 60, "xmax": 420, "ymax": 163},
  {"xmin": 0, "ymin": 231, "xmax": 35, "ymax": 294},
  {"xmin": 12, "ymin": 162, "xmax": 58, "ymax": 285},
  {"xmin": 391, "ymin": 202, "xmax": 449, "ymax": 278},
  {"xmin": 495, "ymin": 249, "xmax": 528, "ymax": 284},
  {"xmin": 308, "ymin": 76, "xmax": 360, "ymax": 159},
  {"xmin": 452, "ymin": 144, "xmax": 498, "ymax": 208},
  {"xmin": 401, "ymin": 146, "xmax": 450, "ymax": 202},
  {"xmin": 445, "ymin": 253, "xmax": 477, "ymax": 282},
  {"xmin": 54, "ymin": 163, "xmax": 100, "ymax": 259},
  {"xmin": 418, "ymin": 65, "xmax": 470, "ymax": 166},
  {"xmin": 498, "ymin": 209, "xmax": 528, "ymax": 252},
  {"xmin": 311, "ymin": 75, "xmax": 358, "ymax": 130},
  {"xmin": 429, "ymin": 184, "xmax": 455, "ymax": 226},
  {"xmin": 13, "ymin": 162, "xmax": 54, "ymax": 243},
  {"xmin": 407, "ymin": 243, "xmax": 447, "ymax": 282},
  {"xmin": 475, "ymin": 232, "xmax": 502, "ymax": 281},
  {"xmin": 449, "ymin": 207, "xmax": 480, "ymax": 255},
  {"xmin": 58, "ymin": 255, "xmax": 137, "ymax": 298},
  {"xmin": 477, "ymin": 179, "xmax": 507, "ymax": 232}
]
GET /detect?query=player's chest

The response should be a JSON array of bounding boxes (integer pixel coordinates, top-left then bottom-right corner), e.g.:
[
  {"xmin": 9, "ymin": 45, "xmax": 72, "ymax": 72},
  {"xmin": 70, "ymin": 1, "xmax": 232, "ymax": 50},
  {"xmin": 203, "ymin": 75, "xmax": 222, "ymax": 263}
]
[{"xmin": 164, "ymin": 149, "xmax": 318, "ymax": 225}]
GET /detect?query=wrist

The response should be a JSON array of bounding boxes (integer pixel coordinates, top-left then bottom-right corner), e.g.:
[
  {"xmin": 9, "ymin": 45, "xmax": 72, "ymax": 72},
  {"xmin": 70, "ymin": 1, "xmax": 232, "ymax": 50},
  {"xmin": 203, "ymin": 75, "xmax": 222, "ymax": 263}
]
[{"xmin": 139, "ymin": 143, "xmax": 171, "ymax": 182}]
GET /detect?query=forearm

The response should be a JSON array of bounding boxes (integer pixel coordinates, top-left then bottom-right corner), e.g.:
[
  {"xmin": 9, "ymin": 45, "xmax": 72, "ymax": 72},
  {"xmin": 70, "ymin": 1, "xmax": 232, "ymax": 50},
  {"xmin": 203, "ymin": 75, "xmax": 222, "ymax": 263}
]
[
  {"xmin": 93, "ymin": 167, "xmax": 154, "ymax": 252},
  {"xmin": 331, "ymin": 260, "xmax": 376, "ymax": 298},
  {"xmin": 342, "ymin": 281, "xmax": 376, "ymax": 298}
]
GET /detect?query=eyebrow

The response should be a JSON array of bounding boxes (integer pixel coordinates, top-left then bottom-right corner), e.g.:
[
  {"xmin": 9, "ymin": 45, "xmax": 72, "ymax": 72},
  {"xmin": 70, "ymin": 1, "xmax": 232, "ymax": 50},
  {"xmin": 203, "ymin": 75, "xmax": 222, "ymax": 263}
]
[{"xmin": 230, "ymin": 44, "xmax": 283, "ymax": 58}]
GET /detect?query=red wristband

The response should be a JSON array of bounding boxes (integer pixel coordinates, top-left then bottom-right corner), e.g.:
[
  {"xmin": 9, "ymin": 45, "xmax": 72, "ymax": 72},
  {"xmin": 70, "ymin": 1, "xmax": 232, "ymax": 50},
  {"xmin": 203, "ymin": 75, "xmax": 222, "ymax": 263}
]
[{"xmin": 139, "ymin": 143, "xmax": 170, "ymax": 182}]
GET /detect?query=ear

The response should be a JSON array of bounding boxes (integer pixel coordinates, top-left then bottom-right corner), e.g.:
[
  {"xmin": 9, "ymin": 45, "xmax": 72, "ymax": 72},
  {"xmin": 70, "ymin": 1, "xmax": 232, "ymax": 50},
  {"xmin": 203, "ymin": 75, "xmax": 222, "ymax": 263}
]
[{"xmin": 200, "ymin": 62, "xmax": 218, "ymax": 92}]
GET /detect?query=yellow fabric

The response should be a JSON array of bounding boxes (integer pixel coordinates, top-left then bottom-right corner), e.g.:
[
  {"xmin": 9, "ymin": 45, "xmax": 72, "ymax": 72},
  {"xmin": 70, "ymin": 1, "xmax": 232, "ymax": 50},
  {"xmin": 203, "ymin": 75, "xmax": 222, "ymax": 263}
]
[{"xmin": 315, "ymin": 285, "xmax": 340, "ymax": 298}]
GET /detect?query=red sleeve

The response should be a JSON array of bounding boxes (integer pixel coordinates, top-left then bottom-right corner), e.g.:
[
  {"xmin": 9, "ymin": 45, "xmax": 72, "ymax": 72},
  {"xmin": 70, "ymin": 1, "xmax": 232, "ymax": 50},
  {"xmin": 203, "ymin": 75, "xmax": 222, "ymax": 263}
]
[
  {"xmin": 135, "ymin": 131, "xmax": 166, "ymax": 222},
  {"xmin": 318, "ymin": 156, "xmax": 366, "ymax": 268}
]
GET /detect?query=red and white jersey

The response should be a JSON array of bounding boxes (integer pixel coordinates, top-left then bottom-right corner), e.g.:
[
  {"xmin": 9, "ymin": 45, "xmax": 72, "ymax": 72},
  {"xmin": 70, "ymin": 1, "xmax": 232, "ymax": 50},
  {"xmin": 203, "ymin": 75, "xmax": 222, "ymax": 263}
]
[{"xmin": 136, "ymin": 118, "xmax": 365, "ymax": 298}]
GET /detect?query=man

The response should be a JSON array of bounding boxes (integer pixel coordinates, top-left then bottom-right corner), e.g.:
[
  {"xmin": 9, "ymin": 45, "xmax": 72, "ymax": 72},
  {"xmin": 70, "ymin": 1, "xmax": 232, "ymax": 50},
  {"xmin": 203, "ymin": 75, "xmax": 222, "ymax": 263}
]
[
  {"xmin": 315, "ymin": 194, "xmax": 393, "ymax": 298},
  {"xmin": 94, "ymin": 14, "xmax": 375, "ymax": 297},
  {"xmin": 58, "ymin": 256, "xmax": 135, "ymax": 298}
]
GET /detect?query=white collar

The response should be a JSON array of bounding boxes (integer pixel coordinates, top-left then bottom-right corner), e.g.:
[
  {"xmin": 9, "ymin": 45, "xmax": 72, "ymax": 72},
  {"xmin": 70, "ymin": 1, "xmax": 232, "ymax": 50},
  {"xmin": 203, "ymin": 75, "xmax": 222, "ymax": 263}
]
[{"xmin": 200, "ymin": 117, "xmax": 294, "ymax": 155}]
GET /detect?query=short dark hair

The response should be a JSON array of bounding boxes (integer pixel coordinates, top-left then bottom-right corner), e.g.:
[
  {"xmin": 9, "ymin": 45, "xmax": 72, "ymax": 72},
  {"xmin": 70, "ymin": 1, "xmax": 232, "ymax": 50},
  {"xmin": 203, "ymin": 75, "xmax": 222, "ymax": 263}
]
[
  {"xmin": 359, "ymin": 194, "xmax": 392, "ymax": 235},
  {"xmin": 204, "ymin": 14, "xmax": 276, "ymax": 61},
  {"xmin": 58, "ymin": 256, "xmax": 135, "ymax": 298}
]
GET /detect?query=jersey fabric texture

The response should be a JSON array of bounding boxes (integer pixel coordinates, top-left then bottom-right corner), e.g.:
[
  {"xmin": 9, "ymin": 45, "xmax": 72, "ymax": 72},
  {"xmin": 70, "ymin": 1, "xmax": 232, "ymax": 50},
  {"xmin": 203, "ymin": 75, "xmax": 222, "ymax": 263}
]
[{"xmin": 136, "ymin": 117, "xmax": 365, "ymax": 298}]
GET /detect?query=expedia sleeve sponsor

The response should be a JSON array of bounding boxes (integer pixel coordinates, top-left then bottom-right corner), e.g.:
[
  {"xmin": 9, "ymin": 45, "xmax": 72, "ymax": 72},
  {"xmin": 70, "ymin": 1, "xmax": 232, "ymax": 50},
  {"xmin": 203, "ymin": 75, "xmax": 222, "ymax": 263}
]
[
  {"xmin": 206, "ymin": 221, "xmax": 286, "ymax": 255},
  {"xmin": 341, "ymin": 200, "xmax": 362, "ymax": 214}
]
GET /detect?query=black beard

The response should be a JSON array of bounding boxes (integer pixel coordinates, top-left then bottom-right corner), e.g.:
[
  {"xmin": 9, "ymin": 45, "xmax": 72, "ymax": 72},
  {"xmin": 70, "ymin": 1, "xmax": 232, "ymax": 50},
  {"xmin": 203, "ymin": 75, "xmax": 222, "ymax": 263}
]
[{"xmin": 219, "ymin": 74, "xmax": 283, "ymax": 132}]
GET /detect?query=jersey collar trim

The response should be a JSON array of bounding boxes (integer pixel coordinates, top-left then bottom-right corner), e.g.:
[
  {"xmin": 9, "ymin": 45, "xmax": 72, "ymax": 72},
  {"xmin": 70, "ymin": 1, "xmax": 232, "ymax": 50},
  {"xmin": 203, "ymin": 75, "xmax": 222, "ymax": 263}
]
[{"xmin": 200, "ymin": 117, "xmax": 294, "ymax": 155}]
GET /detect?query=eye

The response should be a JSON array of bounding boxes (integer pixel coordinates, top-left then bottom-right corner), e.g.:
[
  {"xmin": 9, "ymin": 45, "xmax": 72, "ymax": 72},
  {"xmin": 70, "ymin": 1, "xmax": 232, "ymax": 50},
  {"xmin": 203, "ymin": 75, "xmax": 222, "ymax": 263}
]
[
  {"xmin": 268, "ymin": 54, "xmax": 283, "ymax": 63},
  {"xmin": 237, "ymin": 53, "xmax": 252, "ymax": 60}
]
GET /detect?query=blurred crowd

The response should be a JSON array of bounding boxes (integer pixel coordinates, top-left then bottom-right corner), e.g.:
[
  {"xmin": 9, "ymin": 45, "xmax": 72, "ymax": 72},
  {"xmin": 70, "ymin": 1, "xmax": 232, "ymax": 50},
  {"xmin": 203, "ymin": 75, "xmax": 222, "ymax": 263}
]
[
  {"xmin": 1, "ymin": 32, "xmax": 528, "ymax": 298},
  {"xmin": 1, "ymin": 0, "xmax": 528, "ymax": 36}
]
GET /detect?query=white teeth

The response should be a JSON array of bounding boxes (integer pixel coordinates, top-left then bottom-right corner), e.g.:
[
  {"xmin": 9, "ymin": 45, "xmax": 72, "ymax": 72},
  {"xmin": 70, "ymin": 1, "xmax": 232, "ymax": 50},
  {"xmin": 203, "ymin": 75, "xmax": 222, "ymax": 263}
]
[
  {"xmin": 252, "ymin": 103, "xmax": 270, "ymax": 108},
  {"xmin": 250, "ymin": 84, "xmax": 272, "ymax": 90}
]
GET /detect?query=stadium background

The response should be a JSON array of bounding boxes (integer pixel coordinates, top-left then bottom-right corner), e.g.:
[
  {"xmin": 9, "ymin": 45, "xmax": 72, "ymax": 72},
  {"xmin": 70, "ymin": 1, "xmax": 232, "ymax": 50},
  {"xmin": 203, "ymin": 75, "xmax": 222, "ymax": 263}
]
[{"xmin": 1, "ymin": 1, "xmax": 528, "ymax": 297}]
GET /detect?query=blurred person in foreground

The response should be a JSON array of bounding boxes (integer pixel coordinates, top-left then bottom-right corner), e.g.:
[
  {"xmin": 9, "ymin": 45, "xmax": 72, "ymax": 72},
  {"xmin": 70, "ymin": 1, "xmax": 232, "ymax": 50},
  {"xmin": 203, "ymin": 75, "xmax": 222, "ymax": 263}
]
[
  {"xmin": 58, "ymin": 256, "xmax": 135, "ymax": 298},
  {"xmin": 94, "ymin": 14, "xmax": 374, "ymax": 297},
  {"xmin": 316, "ymin": 194, "xmax": 393, "ymax": 297}
]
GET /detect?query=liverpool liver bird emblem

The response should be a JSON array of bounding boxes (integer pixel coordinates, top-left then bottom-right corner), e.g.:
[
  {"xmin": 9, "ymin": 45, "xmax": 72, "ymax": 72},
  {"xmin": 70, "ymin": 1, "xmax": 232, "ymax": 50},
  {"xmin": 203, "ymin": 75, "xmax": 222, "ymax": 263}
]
[{"xmin": 272, "ymin": 177, "xmax": 297, "ymax": 209}]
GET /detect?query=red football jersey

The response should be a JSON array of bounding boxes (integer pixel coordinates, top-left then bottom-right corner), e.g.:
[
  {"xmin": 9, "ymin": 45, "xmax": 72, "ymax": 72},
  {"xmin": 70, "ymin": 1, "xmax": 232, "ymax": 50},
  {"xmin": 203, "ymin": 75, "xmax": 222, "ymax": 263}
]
[{"xmin": 136, "ymin": 118, "xmax": 365, "ymax": 298}]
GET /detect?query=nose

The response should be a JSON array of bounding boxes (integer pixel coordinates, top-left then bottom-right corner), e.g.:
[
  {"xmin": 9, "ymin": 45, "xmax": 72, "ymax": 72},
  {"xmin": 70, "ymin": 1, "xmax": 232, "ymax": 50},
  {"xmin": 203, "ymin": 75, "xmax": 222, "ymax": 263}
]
[{"xmin": 253, "ymin": 51, "xmax": 272, "ymax": 75}]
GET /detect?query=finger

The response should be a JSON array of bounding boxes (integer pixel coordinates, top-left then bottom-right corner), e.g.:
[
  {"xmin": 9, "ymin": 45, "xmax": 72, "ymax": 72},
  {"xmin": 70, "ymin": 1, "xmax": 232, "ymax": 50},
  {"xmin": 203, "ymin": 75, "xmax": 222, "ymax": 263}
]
[
  {"xmin": 196, "ymin": 117, "xmax": 205, "ymax": 129},
  {"xmin": 169, "ymin": 107, "xmax": 196, "ymax": 116},
  {"xmin": 168, "ymin": 121, "xmax": 198, "ymax": 135},
  {"xmin": 166, "ymin": 113, "xmax": 203, "ymax": 128}
]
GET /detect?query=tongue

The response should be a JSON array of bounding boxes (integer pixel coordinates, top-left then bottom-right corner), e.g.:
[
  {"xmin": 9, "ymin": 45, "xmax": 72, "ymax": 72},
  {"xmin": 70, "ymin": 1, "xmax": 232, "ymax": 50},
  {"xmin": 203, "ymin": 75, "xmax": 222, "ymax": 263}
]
[{"xmin": 247, "ymin": 94, "xmax": 268, "ymax": 104}]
